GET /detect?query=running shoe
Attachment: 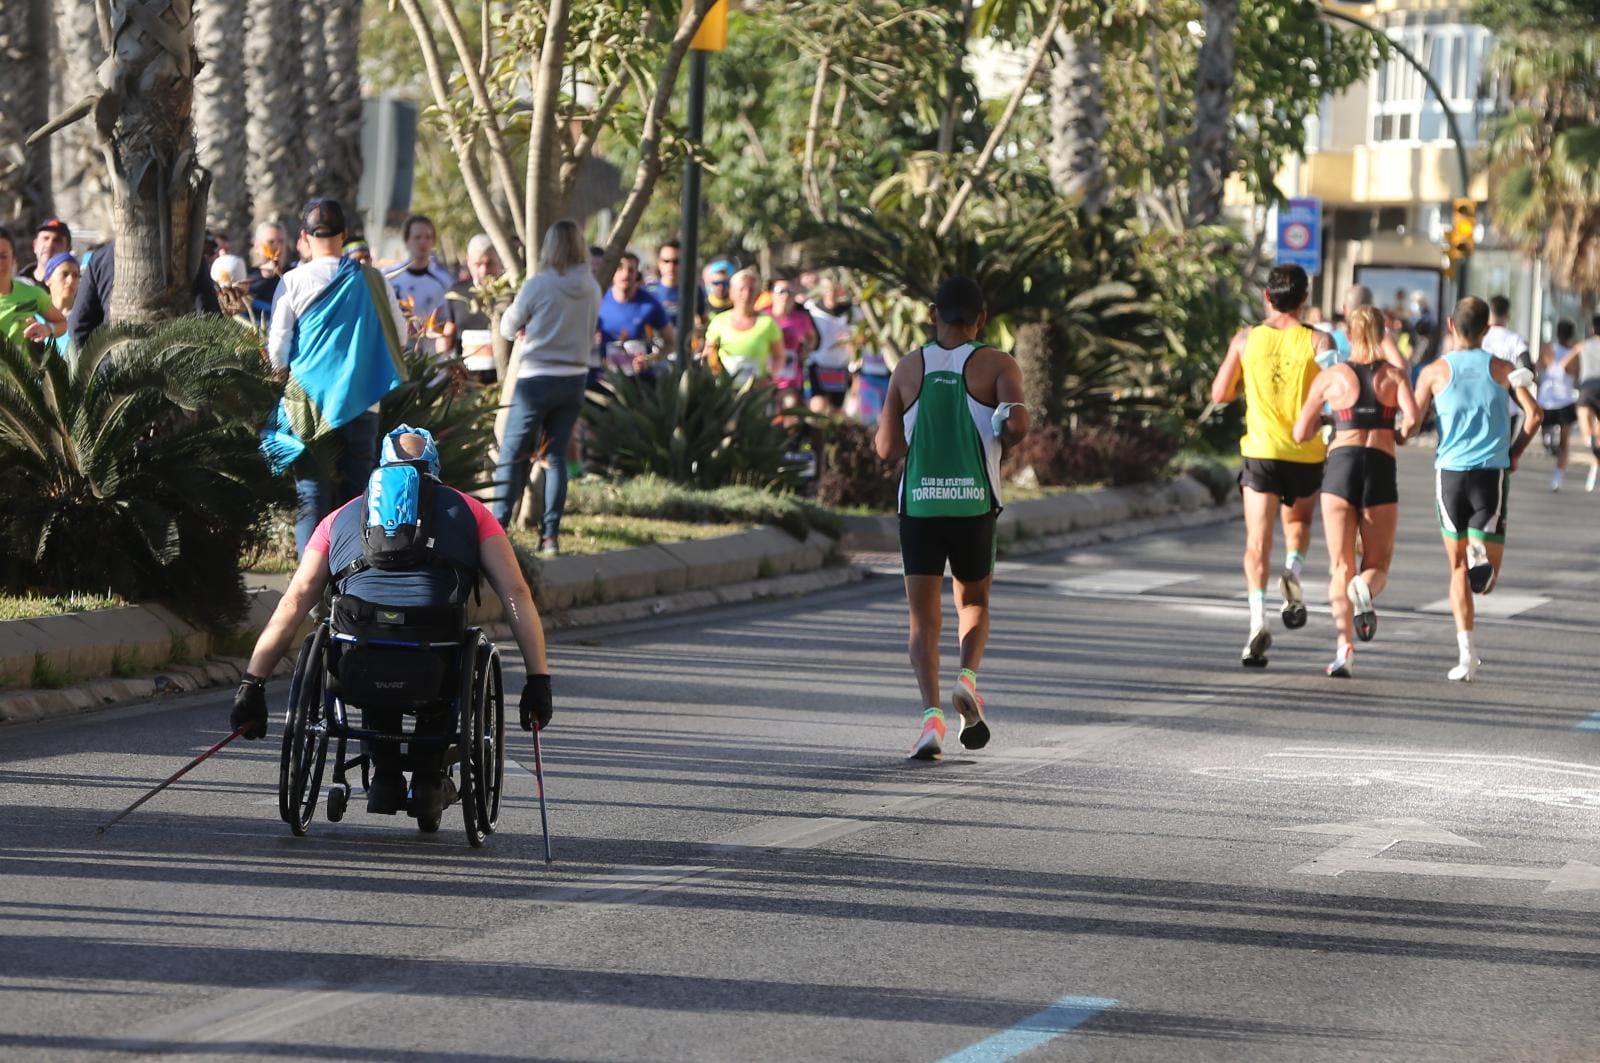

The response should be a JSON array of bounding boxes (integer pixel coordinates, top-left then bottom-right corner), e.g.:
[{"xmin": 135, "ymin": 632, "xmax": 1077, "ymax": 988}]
[
  {"xmin": 366, "ymin": 770, "xmax": 407, "ymax": 815},
  {"xmin": 907, "ymin": 709, "xmax": 946, "ymax": 761},
  {"xmin": 952, "ymin": 672, "xmax": 990, "ymax": 750},
  {"xmin": 1279, "ymin": 570, "xmax": 1307, "ymax": 629},
  {"xmin": 1551, "ymin": 468, "xmax": 1564, "ymax": 492},
  {"xmin": 1241, "ymin": 626, "xmax": 1272, "ymax": 668},
  {"xmin": 1448, "ymin": 657, "xmax": 1480, "ymax": 682},
  {"xmin": 1348, "ymin": 575, "xmax": 1377, "ymax": 643},
  {"xmin": 1325, "ymin": 645, "xmax": 1354, "ymax": 678},
  {"xmin": 1466, "ymin": 541, "xmax": 1494, "ymax": 594},
  {"xmin": 1589, "ymin": 465, "xmax": 1599, "ymax": 492},
  {"xmin": 537, "ymin": 536, "xmax": 560, "ymax": 560}
]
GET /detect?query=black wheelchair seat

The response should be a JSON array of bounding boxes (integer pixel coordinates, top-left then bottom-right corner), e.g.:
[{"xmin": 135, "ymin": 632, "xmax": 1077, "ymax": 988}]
[{"xmin": 328, "ymin": 595, "xmax": 465, "ymax": 714}]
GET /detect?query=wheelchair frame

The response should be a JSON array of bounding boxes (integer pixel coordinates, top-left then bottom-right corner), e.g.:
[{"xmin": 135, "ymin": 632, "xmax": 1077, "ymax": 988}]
[{"xmin": 278, "ymin": 619, "xmax": 506, "ymax": 847}]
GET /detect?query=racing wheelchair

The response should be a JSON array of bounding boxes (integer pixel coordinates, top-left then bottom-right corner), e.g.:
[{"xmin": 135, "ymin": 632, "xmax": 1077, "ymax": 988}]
[{"xmin": 277, "ymin": 595, "xmax": 505, "ymax": 847}]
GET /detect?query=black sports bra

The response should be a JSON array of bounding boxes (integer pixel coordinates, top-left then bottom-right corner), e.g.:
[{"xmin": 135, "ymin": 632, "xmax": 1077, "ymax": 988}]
[{"xmin": 1333, "ymin": 361, "xmax": 1397, "ymax": 432}]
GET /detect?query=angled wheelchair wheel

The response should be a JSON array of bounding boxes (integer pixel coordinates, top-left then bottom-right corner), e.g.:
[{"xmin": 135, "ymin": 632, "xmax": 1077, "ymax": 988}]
[
  {"xmin": 459, "ymin": 635, "xmax": 505, "ymax": 848},
  {"xmin": 278, "ymin": 625, "xmax": 330, "ymax": 836}
]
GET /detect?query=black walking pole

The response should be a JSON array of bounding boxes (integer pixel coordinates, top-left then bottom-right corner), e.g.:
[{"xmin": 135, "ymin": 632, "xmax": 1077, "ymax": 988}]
[
  {"xmin": 530, "ymin": 723, "xmax": 553, "ymax": 864},
  {"xmin": 98, "ymin": 727, "xmax": 247, "ymax": 833}
]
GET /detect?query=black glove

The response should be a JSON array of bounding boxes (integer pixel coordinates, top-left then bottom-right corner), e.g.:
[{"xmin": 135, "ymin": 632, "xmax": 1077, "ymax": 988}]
[
  {"xmin": 520, "ymin": 674, "xmax": 553, "ymax": 732},
  {"xmin": 231, "ymin": 674, "xmax": 269, "ymax": 740}
]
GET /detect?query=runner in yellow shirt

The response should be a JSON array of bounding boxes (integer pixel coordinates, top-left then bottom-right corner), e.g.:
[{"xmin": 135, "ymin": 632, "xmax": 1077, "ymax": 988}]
[{"xmin": 1210, "ymin": 264, "xmax": 1333, "ymax": 666}]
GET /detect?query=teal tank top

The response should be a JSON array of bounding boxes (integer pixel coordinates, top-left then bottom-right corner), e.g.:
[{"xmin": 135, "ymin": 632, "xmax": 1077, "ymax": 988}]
[{"xmin": 1435, "ymin": 348, "xmax": 1510, "ymax": 471}]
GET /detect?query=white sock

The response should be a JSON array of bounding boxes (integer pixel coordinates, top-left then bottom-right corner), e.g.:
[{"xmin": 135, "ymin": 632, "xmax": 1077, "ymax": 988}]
[
  {"xmin": 1286, "ymin": 551, "xmax": 1304, "ymax": 579},
  {"xmin": 1249, "ymin": 589, "xmax": 1266, "ymax": 629},
  {"xmin": 1457, "ymin": 629, "xmax": 1474, "ymax": 663}
]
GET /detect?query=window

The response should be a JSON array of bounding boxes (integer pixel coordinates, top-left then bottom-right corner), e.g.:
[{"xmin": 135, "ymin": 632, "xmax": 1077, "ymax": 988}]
[{"xmin": 1370, "ymin": 21, "xmax": 1491, "ymax": 145}]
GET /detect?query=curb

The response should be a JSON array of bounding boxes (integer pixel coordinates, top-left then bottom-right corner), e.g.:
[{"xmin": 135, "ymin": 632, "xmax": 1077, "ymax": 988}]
[
  {"xmin": 0, "ymin": 526, "xmax": 840, "ymax": 725},
  {"xmin": 839, "ymin": 474, "xmax": 1224, "ymax": 552}
]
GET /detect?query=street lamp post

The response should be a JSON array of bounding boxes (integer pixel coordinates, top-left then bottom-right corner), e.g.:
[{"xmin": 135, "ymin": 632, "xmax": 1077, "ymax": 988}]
[{"xmin": 1320, "ymin": 6, "xmax": 1475, "ymax": 295}]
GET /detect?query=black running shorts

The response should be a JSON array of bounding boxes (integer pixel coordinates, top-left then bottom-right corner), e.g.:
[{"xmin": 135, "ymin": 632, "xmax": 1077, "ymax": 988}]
[
  {"xmin": 900, "ymin": 513, "xmax": 998, "ymax": 582},
  {"xmin": 1436, "ymin": 468, "xmax": 1509, "ymax": 543},
  {"xmin": 808, "ymin": 363, "xmax": 851, "ymax": 409},
  {"xmin": 1580, "ymin": 379, "xmax": 1600, "ymax": 416},
  {"xmin": 1238, "ymin": 457, "xmax": 1324, "ymax": 505},
  {"xmin": 1322, "ymin": 446, "xmax": 1398, "ymax": 509},
  {"xmin": 1543, "ymin": 403, "xmax": 1579, "ymax": 427}
]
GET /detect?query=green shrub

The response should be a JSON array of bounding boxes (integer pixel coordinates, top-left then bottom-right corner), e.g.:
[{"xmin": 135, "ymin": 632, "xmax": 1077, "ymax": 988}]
[
  {"xmin": 816, "ymin": 421, "xmax": 901, "ymax": 512},
  {"xmin": 566, "ymin": 475, "xmax": 840, "ymax": 540},
  {"xmin": 1173, "ymin": 451, "xmax": 1238, "ymax": 503},
  {"xmin": 0, "ymin": 321, "xmax": 289, "ymax": 629},
  {"xmin": 582, "ymin": 362, "xmax": 805, "ymax": 491},
  {"xmin": 1002, "ymin": 421, "xmax": 1178, "ymax": 488}
]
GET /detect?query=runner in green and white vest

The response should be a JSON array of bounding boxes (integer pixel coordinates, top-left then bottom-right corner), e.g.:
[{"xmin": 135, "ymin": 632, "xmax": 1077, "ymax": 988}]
[{"xmin": 875, "ymin": 277, "xmax": 1029, "ymax": 761}]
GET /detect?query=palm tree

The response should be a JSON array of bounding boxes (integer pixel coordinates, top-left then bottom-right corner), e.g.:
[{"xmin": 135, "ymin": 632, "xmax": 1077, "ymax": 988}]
[
  {"xmin": 245, "ymin": 0, "xmax": 306, "ymax": 237},
  {"xmin": 195, "ymin": 0, "xmax": 252, "ymax": 246},
  {"xmin": 1048, "ymin": 26, "xmax": 1108, "ymax": 213},
  {"xmin": 0, "ymin": 320, "xmax": 287, "ymax": 627},
  {"xmin": 1187, "ymin": 0, "xmax": 1238, "ymax": 225},
  {"xmin": 1482, "ymin": 20, "xmax": 1600, "ymax": 294},
  {"xmin": 49, "ymin": 0, "xmax": 111, "ymax": 236},
  {"xmin": 0, "ymin": 0, "xmax": 52, "ymax": 225},
  {"xmin": 318, "ymin": 0, "xmax": 365, "ymax": 211}
]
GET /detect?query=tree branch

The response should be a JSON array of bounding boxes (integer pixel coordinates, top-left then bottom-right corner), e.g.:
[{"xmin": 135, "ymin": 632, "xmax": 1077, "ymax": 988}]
[
  {"xmin": 525, "ymin": 0, "xmax": 572, "ymax": 255},
  {"xmin": 430, "ymin": 0, "xmax": 527, "ymax": 250},
  {"xmin": 936, "ymin": 0, "xmax": 1067, "ymax": 238},
  {"xmin": 801, "ymin": 54, "xmax": 831, "ymax": 223},
  {"xmin": 395, "ymin": 0, "xmax": 523, "ymax": 276},
  {"xmin": 601, "ymin": 0, "xmax": 720, "ymax": 272}
]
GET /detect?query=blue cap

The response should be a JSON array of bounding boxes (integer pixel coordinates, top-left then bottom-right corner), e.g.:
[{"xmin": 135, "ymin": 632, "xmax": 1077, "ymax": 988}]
[
  {"xmin": 708, "ymin": 259, "xmax": 736, "ymax": 277},
  {"xmin": 381, "ymin": 424, "xmax": 440, "ymax": 477}
]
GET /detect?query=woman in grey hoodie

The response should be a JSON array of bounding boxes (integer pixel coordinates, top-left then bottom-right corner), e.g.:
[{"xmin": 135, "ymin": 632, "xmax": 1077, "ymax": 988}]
[{"xmin": 494, "ymin": 220, "xmax": 603, "ymax": 553}]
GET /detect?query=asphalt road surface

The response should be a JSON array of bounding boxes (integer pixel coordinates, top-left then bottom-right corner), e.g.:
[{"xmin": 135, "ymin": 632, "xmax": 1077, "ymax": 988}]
[{"xmin": 3, "ymin": 447, "xmax": 1598, "ymax": 1062}]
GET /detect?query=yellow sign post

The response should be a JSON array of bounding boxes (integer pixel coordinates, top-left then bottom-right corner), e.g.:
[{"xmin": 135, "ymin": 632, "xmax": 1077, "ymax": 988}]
[{"xmin": 691, "ymin": 0, "xmax": 728, "ymax": 51}]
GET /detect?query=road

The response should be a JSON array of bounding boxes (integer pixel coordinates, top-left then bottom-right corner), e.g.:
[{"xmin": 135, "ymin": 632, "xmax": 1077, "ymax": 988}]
[{"xmin": 2, "ymin": 446, "xmax": 1598, "ymax": 1062}]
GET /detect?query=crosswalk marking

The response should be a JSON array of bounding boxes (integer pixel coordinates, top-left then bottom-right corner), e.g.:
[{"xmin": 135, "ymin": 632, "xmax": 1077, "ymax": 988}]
[
  {"xmin": 1417, "ymin": 593, "xmax": 1550, "ymax": 618},
  {"xmin": 1053, "ymin": 569, "xmax": 1199, "ymax": 595}
]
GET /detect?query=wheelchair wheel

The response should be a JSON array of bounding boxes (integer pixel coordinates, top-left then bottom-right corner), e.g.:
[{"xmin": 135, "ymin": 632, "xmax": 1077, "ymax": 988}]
[
  {"xmin": 278, "ymin": 625, "xmax": 330, "ymax": 836},
  {"xmin": 459, "ymin": 636, "xmax": 505, "ymax": 848}
]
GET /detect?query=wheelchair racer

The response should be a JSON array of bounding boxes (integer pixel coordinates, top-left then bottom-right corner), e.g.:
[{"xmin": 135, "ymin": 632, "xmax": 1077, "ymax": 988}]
[{"xmin": 231, "ymin": 427, "xmax": 554, "ymax": 821}]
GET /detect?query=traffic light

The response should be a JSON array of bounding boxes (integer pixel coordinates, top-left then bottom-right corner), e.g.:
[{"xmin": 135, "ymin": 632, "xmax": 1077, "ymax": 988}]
[{"xmin": 1445, "ymin": 197, "xmax": 1476, "ymax": 261}]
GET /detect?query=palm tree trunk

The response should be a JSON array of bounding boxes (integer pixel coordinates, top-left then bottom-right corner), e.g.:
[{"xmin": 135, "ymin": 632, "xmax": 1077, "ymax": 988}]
[
  {"xmin": 1047, "ymin": 27, "xmax": 1107, "ymax": 214},
  {"xmin": 319, "ymin": 0, "xmax": 365, "ymax": 213},
  {"xmin": 50, "ymin": 0, "xmax": 111, "ymax": 237},
  {"xmin": 299, "ymin": 0, "xmax": 329, "ymax": 201},
  {"xmin": 245, "ymin": 0, "xmax": 306, "ymax": 238},
  {"xmin": 194, "ymin": 0, "xmax": 252, "ymax": 246},
  {"xmin": 104, "ymin": 0, "xmax": 208, "ymax": 322},
  {"xmin": 1187, "ymin": 0, "xmax": 1238, "ymax": 226},
  {"xmin": 0, "ymin": 0, "xmax": 53, "ymax": 225}
]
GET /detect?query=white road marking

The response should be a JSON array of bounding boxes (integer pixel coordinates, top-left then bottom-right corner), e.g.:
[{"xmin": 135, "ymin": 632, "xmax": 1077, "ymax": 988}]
[
  {"xmin": 1268, "ymin": 747, "xmax": 1600, "ymax": 780},
  {"xmin": 1282, "ymin": 818, "xmax": 1600, "ymax": 895},
  {"xmin": 1418, "ymin": 593, "xmax": 1551, "ymax": 618},
  {"xmin": 1053, "ymin": 570, "xmax": 1199, "ymax": 595},
  {"xmin": 114, "ymin": 979, "xmax": 398, "ymax": 1054}
]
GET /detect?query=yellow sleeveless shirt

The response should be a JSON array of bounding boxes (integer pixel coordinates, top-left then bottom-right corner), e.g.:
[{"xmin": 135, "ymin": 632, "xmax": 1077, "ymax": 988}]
[{"xmin": 1239, "ymin": 324, "xmax": 1326, "ymax": 463}]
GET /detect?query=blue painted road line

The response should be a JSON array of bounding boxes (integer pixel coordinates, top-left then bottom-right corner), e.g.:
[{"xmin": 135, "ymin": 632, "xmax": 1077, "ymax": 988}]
[
  {"xmin": 935, "ymin": 995, "xmax": 1117, "ymax": 1063},
  {"xmin": 1577, "ymin": 710, "xmax": 1600, "ymax": 732}
]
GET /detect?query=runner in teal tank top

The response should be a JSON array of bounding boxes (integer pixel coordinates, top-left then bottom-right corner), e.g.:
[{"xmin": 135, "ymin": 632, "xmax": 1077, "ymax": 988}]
[
  {"xmin": 876, "ymin": 277, "xmax": 1028, "ymax": 761},
  {"xmin": 1411, "ymin": 296, "xmax": 1541, "ymax": 683}
]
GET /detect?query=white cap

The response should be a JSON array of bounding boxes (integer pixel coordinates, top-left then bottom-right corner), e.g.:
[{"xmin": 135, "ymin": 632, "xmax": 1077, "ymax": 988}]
[{"xmin": 212, "ymin": 254, "xmax": 248, "ymax": 286}]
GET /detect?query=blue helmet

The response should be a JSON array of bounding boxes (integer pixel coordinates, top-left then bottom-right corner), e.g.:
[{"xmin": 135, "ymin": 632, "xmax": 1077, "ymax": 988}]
[{"xmin": 381, "ymin": 424, "xmax": 441, "ymax": 478}]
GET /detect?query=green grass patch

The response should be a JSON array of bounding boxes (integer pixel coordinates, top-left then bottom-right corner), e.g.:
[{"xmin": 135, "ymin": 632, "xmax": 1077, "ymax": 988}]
[
  {"xmin": 511, "ymin": 514, "xmax": 746, "ymax": 558},
  {"xmin": 0, "ymin": 592, "xmax": 125, "ymax": 621},
  {"xmin": 566, "ymin": 476, "xmax": 842, "ymax": 540},
  {"xmin": 30, "ymin": 653, "xmax": 73, "ymax": 689}
]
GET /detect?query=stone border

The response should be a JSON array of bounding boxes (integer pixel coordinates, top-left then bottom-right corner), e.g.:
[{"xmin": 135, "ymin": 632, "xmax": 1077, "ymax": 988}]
[
  {"xmin": 0, "ymin": 526, "xmax": 838, "ymax": 723},
  {"xmin": 838, "ymin": 474, "xmax": 1221, "ymax": 552}
]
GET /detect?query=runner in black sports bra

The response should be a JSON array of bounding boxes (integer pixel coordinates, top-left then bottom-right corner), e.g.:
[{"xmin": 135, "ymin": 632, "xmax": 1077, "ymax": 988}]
[{"xmin": 1292, "ymin": 306, "xmax": 1420, "ymax": 678}]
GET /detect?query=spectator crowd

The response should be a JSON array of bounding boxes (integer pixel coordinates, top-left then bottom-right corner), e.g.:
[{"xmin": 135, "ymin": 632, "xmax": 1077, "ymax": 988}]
[{"xmin": 1, "ymin": 203, "xmax": 895, "ymax": 560}]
